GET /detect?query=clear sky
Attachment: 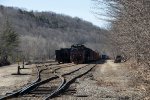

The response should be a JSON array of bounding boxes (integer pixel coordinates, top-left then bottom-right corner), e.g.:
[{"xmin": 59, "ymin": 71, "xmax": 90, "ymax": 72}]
[{"xmin": 0, "ymin": 0, "xmax": 109, "ymax": 28}]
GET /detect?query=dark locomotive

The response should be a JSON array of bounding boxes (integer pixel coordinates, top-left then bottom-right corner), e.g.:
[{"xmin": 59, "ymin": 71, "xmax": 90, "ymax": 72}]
[
  {"xmin": 70, "ymin": 44, "xmax": 99, "ymax": 64},
  {"xmin": 55, "ymin": 44, "xmax": 100, "ymax": 64}
]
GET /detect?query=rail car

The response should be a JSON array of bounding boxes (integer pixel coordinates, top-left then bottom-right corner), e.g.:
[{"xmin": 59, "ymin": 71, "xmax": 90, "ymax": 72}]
[
  {"xmin": 101, "ymin": 54, "xmax": 109, "ymax": 60},
  {"xmin": 70, "ymin": 44, "xmax": 100, "ymax": 64},
  {"xmin": 55, "ymin": 48, "xmax": 71, "ymax": 63}
]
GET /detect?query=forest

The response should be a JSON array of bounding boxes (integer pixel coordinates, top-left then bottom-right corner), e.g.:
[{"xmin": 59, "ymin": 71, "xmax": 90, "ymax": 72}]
[
  {"xmin": 0, "ymin": 0, "xmax": 149, "ymax": 68},
  {"xmin": 0, "ymin": 5, "xmax": 109, "ymax": 65},
  {"xmin": 93, "ymin": 0, "xmax": 150, "ymax": 67}
]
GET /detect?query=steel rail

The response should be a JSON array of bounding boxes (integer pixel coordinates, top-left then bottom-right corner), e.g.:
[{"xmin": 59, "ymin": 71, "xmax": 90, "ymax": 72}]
[
  {"xmin": 0, "ymin": 65, "xmax": 41, "ymax": 100},
  {"xmin": 44, "ymin": 64, "xmax": 97, "ymax": 100},
  {"xmin": 0, "ymin": 64, "xmax": 88, "ymax": 100},
  {"xmin": 0, "ymin": 63, "xmax": 56, "ymax": 100}
]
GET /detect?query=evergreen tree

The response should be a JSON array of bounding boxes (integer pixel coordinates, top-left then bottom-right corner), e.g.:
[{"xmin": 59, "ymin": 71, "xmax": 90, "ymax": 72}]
[{"xmin": 0, "ymin": 20, "xmax": 19, "ymax": 66}]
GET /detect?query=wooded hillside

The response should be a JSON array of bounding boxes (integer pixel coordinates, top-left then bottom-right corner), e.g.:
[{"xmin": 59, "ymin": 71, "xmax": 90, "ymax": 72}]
[{"xmin": 0, "ymin": 5, "xmax": 108, "ymax": 61}]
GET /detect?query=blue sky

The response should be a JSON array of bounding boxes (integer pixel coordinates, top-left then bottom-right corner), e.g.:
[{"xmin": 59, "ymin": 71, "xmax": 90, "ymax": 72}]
[{"xmin": 0, "ymin": 0, "xmax": 109, "ymax": 28}]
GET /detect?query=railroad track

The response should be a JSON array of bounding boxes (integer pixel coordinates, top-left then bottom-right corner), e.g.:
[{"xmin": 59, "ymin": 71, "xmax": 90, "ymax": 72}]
[
  {"xmin": 0, "ymin": 63, "xmax": 59, "ymax": 100},
  {"xmin": 0, "ymin": 65, "xmax": 44, "ymax": 100},
  {"xmin": 0, "ymin": 63, "xmax": 75, "ymax": 100},
  {"xmin": 0, "ymin": 63, "xmax": 96, "ymax": 100},
  {"xmin": 44, "ymin": 64, "xmax": 97, "ymax": 100}
]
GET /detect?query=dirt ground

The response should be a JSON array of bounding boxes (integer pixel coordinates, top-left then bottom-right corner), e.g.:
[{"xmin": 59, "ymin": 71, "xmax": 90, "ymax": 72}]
[
  {"xmin": 74, "ymin": 60, "xmax": 148, "ymax": 100},
  {"xmin": 0, "ymin": 60, "xmax": 149, "ymax": 100},
  {"xmin": 0, "ymin": 64, "xmax": 34, "ymax": 95}
]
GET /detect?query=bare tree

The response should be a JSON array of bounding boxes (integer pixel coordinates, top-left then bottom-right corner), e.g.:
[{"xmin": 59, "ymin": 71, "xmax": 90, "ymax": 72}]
[{"xmin": 93, "ymin": 0, "xmax": 150, "ymax": 66}]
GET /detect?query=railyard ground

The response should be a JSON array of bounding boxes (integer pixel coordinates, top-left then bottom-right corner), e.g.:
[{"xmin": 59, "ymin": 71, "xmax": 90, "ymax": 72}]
[
  {"xmin": 0, "ymin": 64, "xmax": 33, "ymax": 95},
  {"xmin": 0, "ymin": 60, "xmax": 149, "ymax": 100}
]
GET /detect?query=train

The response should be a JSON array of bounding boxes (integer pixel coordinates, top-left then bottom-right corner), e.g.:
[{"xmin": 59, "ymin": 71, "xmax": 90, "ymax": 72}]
[
  {"xmin": 55, "ymin": 48, "xmax": 71, "ymax": 63},
  {"xmin": 55, "ymin": 44, "xmax": 100, "ymax": 64}
]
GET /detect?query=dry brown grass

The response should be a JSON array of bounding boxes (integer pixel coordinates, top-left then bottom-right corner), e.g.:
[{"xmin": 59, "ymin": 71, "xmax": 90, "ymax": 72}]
[
  {"xmin": 125, "ymin": 60, "xmax": 150, "ymax": 99},
  {"xmin": 92, "ymin": 60, "xmax": 149, "ymax": 99}
]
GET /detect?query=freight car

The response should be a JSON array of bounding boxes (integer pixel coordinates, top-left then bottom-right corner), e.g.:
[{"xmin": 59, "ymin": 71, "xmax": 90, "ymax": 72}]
[
  {"xmin": 55, "ymin": 48, "xmax": 71, "ymax": 63},
  {"xmin": 70, "ymin": 44, "xmax": 100, "ymax": 64}
]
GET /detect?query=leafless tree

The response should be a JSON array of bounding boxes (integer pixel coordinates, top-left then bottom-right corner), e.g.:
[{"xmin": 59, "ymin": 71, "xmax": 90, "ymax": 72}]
[{"xmin": 93, "ymin": 0, "xmax": 150, "ymax": 67}]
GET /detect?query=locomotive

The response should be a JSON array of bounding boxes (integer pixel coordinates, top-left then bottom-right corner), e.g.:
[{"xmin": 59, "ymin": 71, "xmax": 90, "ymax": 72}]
[
  {"xmin": 70, "ymin": 44, "xmax": 99, "ymax": 64},
  {"xmin": 55, "ymin": 44, "xmax": 100, "ymax": 64}
]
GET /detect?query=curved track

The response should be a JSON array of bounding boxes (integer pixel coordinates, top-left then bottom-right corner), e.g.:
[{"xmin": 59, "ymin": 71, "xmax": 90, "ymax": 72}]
[
  {"xmin": 0, "ymin": 63, "xmax": 96, "ymax": 100},
  {"xmin": 44, "ymin": 64, "xmax": 97, "ymax": 100},
  {"xmin": 0, "ymin": 63, "xmax": 59, "ymax": 100},
  {"xmin": 0, "ymin": 65, "xmax": 42, "ymax": 100}
]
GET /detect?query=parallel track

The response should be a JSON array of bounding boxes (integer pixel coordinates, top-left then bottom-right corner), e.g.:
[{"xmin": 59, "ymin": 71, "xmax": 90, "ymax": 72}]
[
  {"xmin": 0, "ymin": 63, "xmax": 96, "ymax": 100},
  {"xmin": 0, "ymin": 63, "xmax": 59, "ymax": 100},
  {"xmin": 44, "ymin": 64, "xmax": 97, "ymax": 100}
]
